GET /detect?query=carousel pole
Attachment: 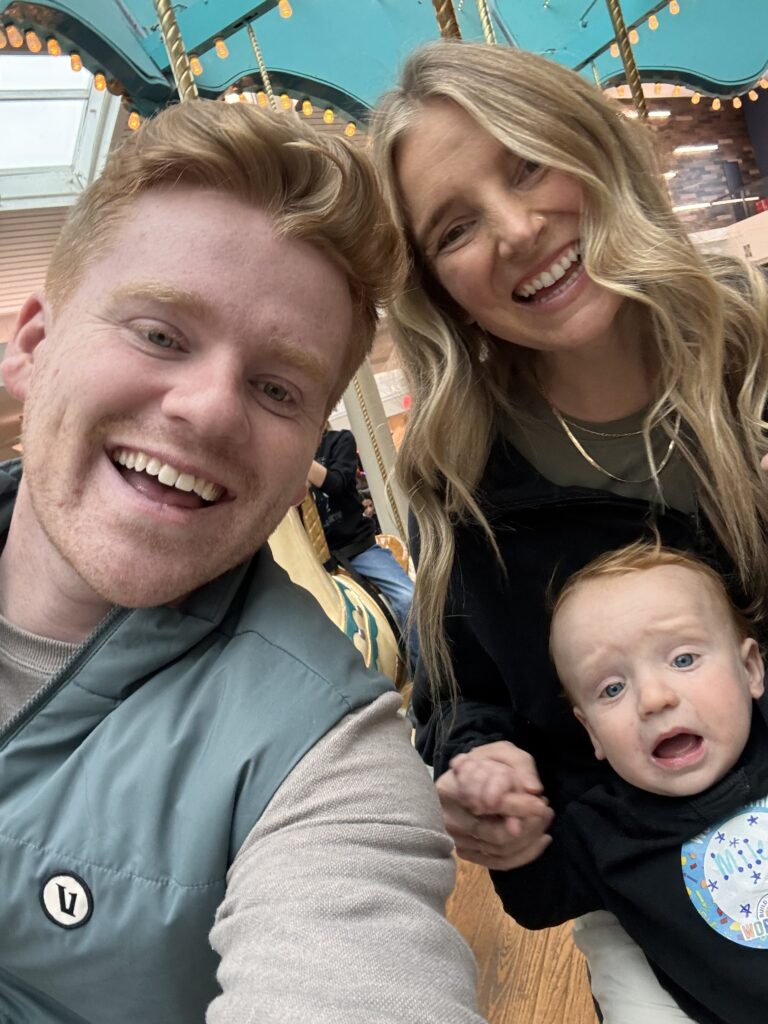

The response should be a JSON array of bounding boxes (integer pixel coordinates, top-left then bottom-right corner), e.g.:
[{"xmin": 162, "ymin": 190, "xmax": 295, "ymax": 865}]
[
  {"xmin": 476, "ymin": 0, "xmax": 497, "ymax": 45},
  {"xmin": 604, "ymin": 0, "xmax": 648, "ymax": 120},
  {"xmin": 153, "ymin": 0, "xmax": 198, "ymax": 101},
  {"xmin": 343, "ymin": 366, "xmax": 409, "ymax": 544},
  {"xmin": 431, "ymin": 0, "xmax": 462, "ymax": 39},
  {"xmin": 247, "ymin": 23, "xmax": 278, "ymax": 110}
]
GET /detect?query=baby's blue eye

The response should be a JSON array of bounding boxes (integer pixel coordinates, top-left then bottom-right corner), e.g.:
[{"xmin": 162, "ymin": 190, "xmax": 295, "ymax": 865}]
[
  {"xmin": 672, "ymin": 653, "xmax": 695, "ymax": 668},
  {"xmin": 600, "ymin": 681, "xmax": 624, "ymax": 699}
]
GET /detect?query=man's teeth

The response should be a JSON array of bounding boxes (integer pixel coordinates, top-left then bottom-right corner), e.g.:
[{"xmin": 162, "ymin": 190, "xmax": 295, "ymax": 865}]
[
  {"xmin": 514, "ymin": 244, "xmax": 581, "ymax": 299},
  {"xmin": 112, "ymin": 449, "xmax": 223, "ymax": 502}
]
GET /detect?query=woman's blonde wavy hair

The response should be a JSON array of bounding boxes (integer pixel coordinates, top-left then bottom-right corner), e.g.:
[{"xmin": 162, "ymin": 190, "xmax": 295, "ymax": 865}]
[{"xmin": 370, "ymin": 41, "xmax": 768, "ymax": 703}]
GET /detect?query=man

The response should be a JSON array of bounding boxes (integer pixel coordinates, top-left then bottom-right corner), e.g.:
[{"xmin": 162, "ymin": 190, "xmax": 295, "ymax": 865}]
[{"xmin": 0, "ymin": 100, "xmax": 484, "ymax": 1023}]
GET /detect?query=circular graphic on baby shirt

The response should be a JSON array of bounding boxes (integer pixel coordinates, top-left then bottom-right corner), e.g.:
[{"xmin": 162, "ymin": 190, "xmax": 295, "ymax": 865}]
[{"xmin": 681, "ymin": 803, "xmax": 768, "ymax": 948}]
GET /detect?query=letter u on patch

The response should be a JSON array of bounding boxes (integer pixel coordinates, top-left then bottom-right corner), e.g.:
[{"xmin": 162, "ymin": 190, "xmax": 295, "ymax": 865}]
[{"xmin": 40, "ymin": 872, "xmax": 93, "ymax": 929}]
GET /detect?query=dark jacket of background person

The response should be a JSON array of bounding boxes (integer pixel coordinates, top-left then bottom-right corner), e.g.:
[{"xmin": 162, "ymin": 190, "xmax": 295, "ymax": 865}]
[{"xmin": 312, "ymin": 429, "xmax": 376, "ymax": 559}]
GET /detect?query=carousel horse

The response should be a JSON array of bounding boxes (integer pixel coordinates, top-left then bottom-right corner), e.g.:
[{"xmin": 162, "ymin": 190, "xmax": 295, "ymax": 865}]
[{"xmin": 268, "ymin": 495, "xmax": 407, "ymax": 688}]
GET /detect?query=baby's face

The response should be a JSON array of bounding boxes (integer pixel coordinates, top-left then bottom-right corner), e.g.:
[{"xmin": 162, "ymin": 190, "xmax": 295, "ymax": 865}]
[{"xmin": 551, "ymin": 565, "xmax": 764, "ymax": 796}]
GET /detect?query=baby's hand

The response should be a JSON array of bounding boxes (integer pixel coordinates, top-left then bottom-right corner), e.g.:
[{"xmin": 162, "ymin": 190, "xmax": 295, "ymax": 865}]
[{"xmin": 449, "ymin": 753, "xmax": 520, "ymax": 817}]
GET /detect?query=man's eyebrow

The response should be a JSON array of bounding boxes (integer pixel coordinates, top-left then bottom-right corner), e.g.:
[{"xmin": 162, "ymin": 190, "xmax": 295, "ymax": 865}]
[
  {"xmin": 106, "ymin": 281, "xmax": 211, "ymax": 321},
  {"xmin": 268, "ymin": 335, "xmax": 333, "ymax": 386}
]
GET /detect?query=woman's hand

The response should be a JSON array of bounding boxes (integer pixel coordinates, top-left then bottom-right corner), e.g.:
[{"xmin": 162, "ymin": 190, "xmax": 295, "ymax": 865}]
[{"xmin": 435, "ymin": 741, "xmax": 554, "ymax": 870}]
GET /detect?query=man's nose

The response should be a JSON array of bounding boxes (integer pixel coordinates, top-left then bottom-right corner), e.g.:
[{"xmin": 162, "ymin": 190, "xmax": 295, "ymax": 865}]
[
  {"xmin": 160, "ymin": 357, "xmax": 250, "ymax": 444},
  {"xmin": 493, "ymin": 196, "xmax": 545, "ymax": 260},
  {"xmin": 636, "ymin": 674, "xmax": 680, "ymax": 719}
]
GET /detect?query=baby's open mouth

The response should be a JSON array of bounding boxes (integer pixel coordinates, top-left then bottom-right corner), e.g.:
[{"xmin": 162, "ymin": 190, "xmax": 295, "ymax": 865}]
[
  {"xmin": 652, "ymin": 731, "xmax": 703, "ymax": 764},
  {"xmin": 111, "ymin": 448, "xmax": 226, "ymax": 509}
]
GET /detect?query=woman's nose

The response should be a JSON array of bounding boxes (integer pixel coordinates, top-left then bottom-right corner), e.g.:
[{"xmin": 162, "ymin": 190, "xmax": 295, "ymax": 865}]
[{"xmin": 493, "ymin": 197, "xmax": 545, "ymax": 259}]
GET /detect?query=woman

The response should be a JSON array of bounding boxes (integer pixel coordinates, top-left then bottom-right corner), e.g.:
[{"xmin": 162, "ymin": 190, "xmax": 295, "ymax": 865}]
[{"xmin": 370, "ymin": 40, "xmax": 768, "ymax": 1021}]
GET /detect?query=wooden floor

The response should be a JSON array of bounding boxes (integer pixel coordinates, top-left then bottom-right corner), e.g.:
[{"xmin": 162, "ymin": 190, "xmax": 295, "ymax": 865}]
[{"xmin": 447, "ymin": 858, "xmax": 596, "ymax": 1024}]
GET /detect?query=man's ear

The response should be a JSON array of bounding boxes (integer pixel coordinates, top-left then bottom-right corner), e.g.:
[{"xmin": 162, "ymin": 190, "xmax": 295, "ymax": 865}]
[
  {"xmin": 3, "ymin": 293, "xmax": 48, "ymax": 402},
  {"xmin": 573, "ymin": 706, "xmax": 606, "ymax": 760}
]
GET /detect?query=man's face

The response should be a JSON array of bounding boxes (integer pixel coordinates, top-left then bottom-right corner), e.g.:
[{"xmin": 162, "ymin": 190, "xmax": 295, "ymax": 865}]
[
  {"xmin": 551, "ymin": 565, "xmax": 765, "ymax": 796},
  {"xmin": 5, "ymin": 187, "xmax": 353, "ymax": 608}
]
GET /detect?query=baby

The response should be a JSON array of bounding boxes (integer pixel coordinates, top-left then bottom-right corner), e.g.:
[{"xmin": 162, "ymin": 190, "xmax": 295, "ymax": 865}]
[{"xmin": 451, "ymin": 541, "xmax": 768, "ymax": 1024}]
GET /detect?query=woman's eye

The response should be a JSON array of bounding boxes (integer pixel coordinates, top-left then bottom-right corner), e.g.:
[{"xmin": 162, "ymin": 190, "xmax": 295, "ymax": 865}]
[
  {"xmin": 145, "ymin": 328, "xmax": 178, "ymax": 349},
  {"xmin": 600, "ymin": 681, "xmax": 624, "ymax": 699},
  {"xmin": 672, "ymin": 653, "xmax": 696, "ymax": 669},
  {"xmin": 436, "ymin": 222, "xmax": 469, "ymax": 253},
  {"xmin": 260, "ymin": 381, "xmax": 290, "ymax": 403}
]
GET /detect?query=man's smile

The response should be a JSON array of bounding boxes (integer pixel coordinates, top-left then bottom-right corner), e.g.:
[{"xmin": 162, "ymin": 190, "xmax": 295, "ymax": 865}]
[{"xmin": 111, "ymin": 447, "xmax": 227, "ymax": 509}]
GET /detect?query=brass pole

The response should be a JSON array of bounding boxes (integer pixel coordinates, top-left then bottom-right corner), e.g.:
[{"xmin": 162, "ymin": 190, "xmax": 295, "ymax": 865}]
[
  {"xmin": 247, "ymin": 22, "xmax": 277, "ymax": 110},
  {"xmin": 349, "ymin": 372, "xmax": 407, "ymax": 542},
  {"xmin": 432, "ymin": 0, "xmax": 462, "ymax": 40},
  {"xmin": 476, "ymin": 0, "xmax": 497, "ymax": 45},
  {"xmin": 153, "ymin": 0, "xmax": 198, "ymax": 101},
  {"xmin": 604, "ymin": 0, "xmax": 648, "ymax": 120}
]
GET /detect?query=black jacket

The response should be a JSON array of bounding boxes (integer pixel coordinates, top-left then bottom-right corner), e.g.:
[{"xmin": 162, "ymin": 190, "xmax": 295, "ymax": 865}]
[
  {"xmin": 312, "ymin": 430, "xmax": 375, "ymax": 559},
  {"xmin": 491, "ymin": 703, "xmax": 768, "ymax": 1024},
  {"xmin": 411, "ymin": 436, "xmax": 741, "ymax": 811}
]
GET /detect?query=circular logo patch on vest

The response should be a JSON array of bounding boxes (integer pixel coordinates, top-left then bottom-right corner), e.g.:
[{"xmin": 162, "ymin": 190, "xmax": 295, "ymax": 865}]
[
  {"xmin": 40, "ymin": 873, "xmax": 93, "ymax": 929},
  {"xmin": 681, "ymin": 802, "xmax": 768, "ymax": 948}
]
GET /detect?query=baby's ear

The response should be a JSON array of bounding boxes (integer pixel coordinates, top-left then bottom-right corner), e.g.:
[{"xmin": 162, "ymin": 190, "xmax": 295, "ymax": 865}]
[
  {"xmin": 573, "ymin": 706, "xmax": 605, "ymax": 760},
  {"xmin": 740, "ymin": 637, "xmax": 765, "ymax": 700},
  {"xmin": 2, "ymin": 294, "xmax": 48, "ymax": 402}
]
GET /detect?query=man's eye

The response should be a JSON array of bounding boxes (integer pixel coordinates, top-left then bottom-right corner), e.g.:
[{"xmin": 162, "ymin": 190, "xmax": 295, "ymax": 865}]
[
  {"xmin": 672, "ymin": 653, "xmax": 696, "ymax": 669},
  {"xmin": 260, "ymin": 381, "xmax": 290, "ymax": 403},
  {"xmin": 600, "ymin": 681, "xmax": 624, "ymax": 699},
  {"xmin": 146, "ymin": 328, "xmax": 178, "ymax": 349}
]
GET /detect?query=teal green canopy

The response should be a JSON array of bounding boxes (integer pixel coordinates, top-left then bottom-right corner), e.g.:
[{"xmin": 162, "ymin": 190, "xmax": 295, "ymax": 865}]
[{"xmin": 2, "ymin": 1, "xmax": 766, "ymax": 117}]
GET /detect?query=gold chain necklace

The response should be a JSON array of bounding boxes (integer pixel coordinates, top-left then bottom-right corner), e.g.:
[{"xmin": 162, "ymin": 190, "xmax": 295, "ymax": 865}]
[{"xmin": 549, "ymin": 403, "xmax": 682, "ymax": 484}]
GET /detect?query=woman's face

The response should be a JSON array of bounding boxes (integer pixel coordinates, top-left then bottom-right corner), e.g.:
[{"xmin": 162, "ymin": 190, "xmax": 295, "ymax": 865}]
[{"xmin": 395, "ymin": 100, "xmax": 625, "ymax": 358}]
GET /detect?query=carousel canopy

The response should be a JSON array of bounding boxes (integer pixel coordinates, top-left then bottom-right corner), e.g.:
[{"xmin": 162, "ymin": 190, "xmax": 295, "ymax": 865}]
[{"xmin": 0, "ymin": 0, "xmax": 766, "ymax": 121}]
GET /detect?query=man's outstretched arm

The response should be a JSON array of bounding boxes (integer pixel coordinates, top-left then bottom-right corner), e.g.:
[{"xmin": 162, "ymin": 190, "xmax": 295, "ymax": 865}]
[{"xmin": 208, "ymin": 691, "xmax": 486, "ymax": 1024}]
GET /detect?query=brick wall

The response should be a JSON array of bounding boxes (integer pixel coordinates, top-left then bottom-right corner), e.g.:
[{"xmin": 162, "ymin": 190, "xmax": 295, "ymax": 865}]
[{"xmin": 643, "ymin": 97, "xmax": 762, "ymax": 231}]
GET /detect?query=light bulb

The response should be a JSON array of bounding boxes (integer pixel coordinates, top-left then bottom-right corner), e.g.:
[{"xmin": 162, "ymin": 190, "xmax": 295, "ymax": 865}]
[
  {"xmin": 691, "ymin": 93, "xmax": 701, "ymax": 105},
  {"xmin": 256, "ymin": 91, "xmax": 268, "ymax": 107},
  {"xmin": 25, "ymin": 30, "xmax": 42, "ymax": 53},
  {"xmin": 712, "ymin": 97, "xmax": 721, "ymax": 111},
  {"xmin": 190, "ymin": 55, "xmax": 202, "ymax": 76},
  {"xmin": 128, "ymin": 111, "xmax": 141, "ymax": 131},
  {"xmin": 733, "ymin": 97, "xmax": 742, "ymax": 109},
  {"xmin": 214, "ymin": 37, "xmax": 229, "ymax": 59},
  {"xmin": 749, "ymin": 90, "xmax": 759, "ymax": 101},
  {"xmin": 323, "ymin": 108, "xmax": 334, "ymax": 124},
  {"xmin": 301, "ymin": 99, "xmax": 312, "ymax": 117},
  {"xmin": 279, "ymin": 0, "xmax": 293, "ymax": 17},
  {"xmin": 70, "ymin": 52, "xmax": 82, "ymax": 72},
  {"xmin": 609, "ymin": 42, "xmax": 619, "ymax": 58},
  {"xmin": 669, "ymin": 0, "xmax": 680, "ymax": 13},
  {"xmin": 46, "ymin": 37, "xmax": 61, "ymax": 56},
  {"xmin": 6, "ymin": 24, "xmax": 23, "ymax": 48},
  {"xmin": 280, "ymin": 93, "xmax": 291, "ymax": 110},
  {"xmin": 344, "ymin": 122, "xmax": 356, "ymax": 138},
  {"xmin": 629, "ymin": 28, "xmax": 639, "ymax": 44},
  {"xmin": 94, "ymin": 73, "xmax": 107, "ymax": 91},
  {"xmin": 648, "ymin": 14, "xmax": 659, "ymax": 29}
]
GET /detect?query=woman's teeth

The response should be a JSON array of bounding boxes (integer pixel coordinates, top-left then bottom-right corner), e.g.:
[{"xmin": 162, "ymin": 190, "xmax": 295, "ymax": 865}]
[
  {"xmin": 112, "ymin": 449, "xmax": 223, "ymax": 502},
  {"xmin": 514, "ymin": 244, "xmax": 581, "ymax": 300}
]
